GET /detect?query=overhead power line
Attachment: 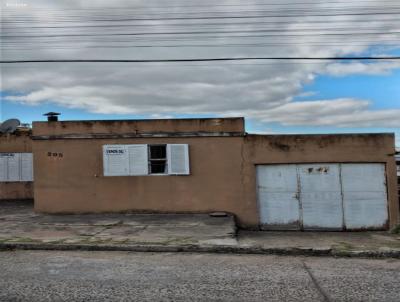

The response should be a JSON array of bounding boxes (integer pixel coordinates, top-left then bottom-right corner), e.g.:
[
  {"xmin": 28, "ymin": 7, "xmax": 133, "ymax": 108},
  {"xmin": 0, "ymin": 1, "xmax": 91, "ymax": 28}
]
[
  {"xmin": 4, "ymin": 6, "xmax": 400, "ymax": 17},
  {"xmin": 5, "ymin": 8, "xmax": 400, "ymax": 19},
  {"xmin": 4, "ymin": 42, "xmax": 399, "ymax": 51},
  {"xmin": 3, "ymin": 30, "xmax": 400, "ymax": 39},
  {"xmin": 6, "ymin": 0, "xmax": 400, "ymax": 10},
  {"xmin": 2, "ymin": 57, "xmax": 400, "ymax": 64},
  {"xmin": 3, "ymin": 11, "xmax": 400, "ymax": 24},
  {"xmin": 3, "ymin": 18, "xmax": 400, "ymax": 30}
]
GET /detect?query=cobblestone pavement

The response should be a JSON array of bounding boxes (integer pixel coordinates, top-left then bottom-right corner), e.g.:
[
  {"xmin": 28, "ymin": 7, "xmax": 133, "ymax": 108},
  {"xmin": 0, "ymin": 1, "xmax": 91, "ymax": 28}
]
[{"xmin": 0, "ymin": 250, "xmax": 399, "ymax": 302}]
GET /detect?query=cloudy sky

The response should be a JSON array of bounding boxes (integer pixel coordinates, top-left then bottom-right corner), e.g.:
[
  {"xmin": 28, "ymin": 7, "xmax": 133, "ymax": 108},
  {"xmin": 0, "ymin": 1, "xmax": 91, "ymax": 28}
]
[{"xmin": 1, "ymin": 0, "xmax": 399, "ymax": 145}]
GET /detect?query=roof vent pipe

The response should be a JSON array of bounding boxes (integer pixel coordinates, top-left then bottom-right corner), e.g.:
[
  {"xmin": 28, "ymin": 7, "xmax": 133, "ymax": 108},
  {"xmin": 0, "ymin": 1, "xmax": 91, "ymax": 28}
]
[{"xmin": 44, "ymin": 112, "xmax": 61, "ymax": 122}]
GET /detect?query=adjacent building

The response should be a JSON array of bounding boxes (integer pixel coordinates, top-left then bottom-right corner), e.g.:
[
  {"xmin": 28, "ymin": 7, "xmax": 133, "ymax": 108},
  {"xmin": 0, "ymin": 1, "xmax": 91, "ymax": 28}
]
[
  {"xmin": 0, "ymin": 128, "xmax": 34, "ymax": 200},
  {"xmin": 396, "ymin": 149, "xmax": 400, "ymax": 202},
  {"xmin": 28, "ymin": 117, "xmax": 398, "ymax": 230}
]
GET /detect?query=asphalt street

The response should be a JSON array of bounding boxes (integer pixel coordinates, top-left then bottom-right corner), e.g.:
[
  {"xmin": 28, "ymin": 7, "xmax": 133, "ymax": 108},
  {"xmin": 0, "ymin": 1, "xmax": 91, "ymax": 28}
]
[{"xmin": 0, "ymin": 251, "xmax": 399, "ymax": 302}]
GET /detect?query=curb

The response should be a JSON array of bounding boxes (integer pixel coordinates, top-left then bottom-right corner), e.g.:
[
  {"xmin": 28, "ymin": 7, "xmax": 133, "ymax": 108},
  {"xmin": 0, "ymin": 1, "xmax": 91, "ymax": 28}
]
[{"xmin": 0, "ymin": 242, "xmax": 399, "ymax": 258}]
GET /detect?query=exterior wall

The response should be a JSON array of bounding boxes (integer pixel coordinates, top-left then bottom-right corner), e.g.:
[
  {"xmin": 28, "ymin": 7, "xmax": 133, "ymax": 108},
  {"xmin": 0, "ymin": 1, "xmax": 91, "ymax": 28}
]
[
  {"xmin": 31, "ymin": 118, "xmax": 398, "ymax": 229},
  {"xmin": 0, "ymin": 132, "xmax": 34, "ymax": 200},
  {"xmin": 32, "ymin": 118, "xmax": 247, "ymax": 222},
  {"xmin": 396, "ymin": 152, "xmax": 400, "ymax": 202},
  {"xmin": 242, "ymin": 134, "xmax": 399, "ymax": 229},
  {"xmin": 33, "ymin": 137, "xmax": 246, "ymax": 219}
]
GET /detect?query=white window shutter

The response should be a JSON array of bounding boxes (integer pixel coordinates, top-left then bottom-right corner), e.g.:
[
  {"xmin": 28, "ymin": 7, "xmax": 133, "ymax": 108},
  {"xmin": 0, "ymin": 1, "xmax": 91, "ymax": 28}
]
[
  {"xmin": 128, "ymin": 144, "xmax": 148, "ymax": 175},
  {"xmin": 7, "ymin": 153, "xmax": 21, "ymax": 181},
  {"xmin": 103, "ymin": 145, "xmax": 129, "ymax": 176},
  {"xmin": 20, "ymin": 153, "xmax": 34, "ymax": 181},
  {"xmin": 0, "ymin": 153, "xmax": 34, "ymax": 182},
  {"xmin": 167, "ymin": 144, "xmax": 190, "ymax": 175},
  {"xmin": 0, "ymin": 155, "xmax": 7, "ymax": 181}
]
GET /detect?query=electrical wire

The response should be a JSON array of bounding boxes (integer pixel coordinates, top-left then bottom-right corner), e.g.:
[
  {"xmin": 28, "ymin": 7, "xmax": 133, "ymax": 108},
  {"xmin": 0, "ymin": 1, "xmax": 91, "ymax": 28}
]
[
  {"xmin": 4, "ymin": 11, "xmax": 400, "ymax": 24},
  {"xmin": 2, "ymin": 57, "xmax": 400, "ymax": 64}
]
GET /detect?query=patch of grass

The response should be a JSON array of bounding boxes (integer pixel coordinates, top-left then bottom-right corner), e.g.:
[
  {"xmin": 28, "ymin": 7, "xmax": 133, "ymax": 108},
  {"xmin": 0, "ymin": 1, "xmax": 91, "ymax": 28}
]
[
  {"xmin": 4, "ymin": 237, "xmax": 42, "ymax": 243},
  {"xmin": 158, "ymin": 237, "xmax": 196, "ymax": 246},
  {"xmin": 334, "ymin": 241, "xmax": 355, "ymax": 251},
  {"xmin": 78, "ymin": 237, "xmax": 115, "ymax": 245},
  {"xmin": 0, "ymin": 237, "xmax": 72, "ymax": 244},
  {"xmin": 54, "ymin": 226, "xmax": 68, "ymax": 231},
  {"xmin": 389, "ymin": 224, "xmax": 400, "ymax": 234},
  {"xmin": 99, "ymin": 220, "xmax": 124, "ymax": 229}
]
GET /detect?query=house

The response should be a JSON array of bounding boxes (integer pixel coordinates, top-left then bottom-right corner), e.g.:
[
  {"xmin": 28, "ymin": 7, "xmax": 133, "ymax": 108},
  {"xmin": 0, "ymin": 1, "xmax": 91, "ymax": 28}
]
[
  {"xmin": 396, "ymin": 149, "xmax": 400, "ymax": 202},
  {"xmin": 0, "ymin": 127, "xmax": 33, "ymax": 200},
  {"xmin": 1, "ymin": 116, "xmax": 398, "ymax": 230},
  {"xmin": 29, "ymin": 117, "xmax": 399, "ymax": 230}
]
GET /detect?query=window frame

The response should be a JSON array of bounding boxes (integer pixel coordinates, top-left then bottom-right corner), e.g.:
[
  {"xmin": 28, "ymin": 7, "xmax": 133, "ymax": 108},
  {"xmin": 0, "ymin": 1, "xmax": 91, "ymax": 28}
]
[
  {"xmin": 148, "ymin": 144, "xmax": 168, "ymax": 175},
  {"xmin": 103, "ymin": 143, "xmax": 190, "ymax": 177}
]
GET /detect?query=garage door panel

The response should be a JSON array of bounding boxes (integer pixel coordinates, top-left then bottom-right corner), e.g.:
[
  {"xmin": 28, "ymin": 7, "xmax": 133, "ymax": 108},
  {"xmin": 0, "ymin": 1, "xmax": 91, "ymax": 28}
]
[
  {"xmin": 257, "ymin": 165, "xmax": 300, "ymax": 230},
  {"xmin": 301, "ymin": 192, "xmax": 343, "ymax": 230},
  {"xmin": 342, "ymin": 192, "xmax": 388, "ymax": 230},
  {"xmin": 258, "ymin": 192, "xmax": 300, "ymax": 230},
  {"xmin": 257, "ymin": 165, "xmax": 298, "ymax": 192},
  {"xmin": 344, "ymin": 191, "xmax": 387, "ymax": 202},
  {"xmin": 341, "ymin": 164, "xmax": 386, "ymax": 192},
  {"xmin": 298, "ymin": 164, "xmax": 343, "ymax": 230},
  {"xmin": 298, "ymin": 164, "xmax": 341, "ymax": 192},
  {"xmin": 341, "ymin": 164, "xmax": 388, "ymax": 230}
]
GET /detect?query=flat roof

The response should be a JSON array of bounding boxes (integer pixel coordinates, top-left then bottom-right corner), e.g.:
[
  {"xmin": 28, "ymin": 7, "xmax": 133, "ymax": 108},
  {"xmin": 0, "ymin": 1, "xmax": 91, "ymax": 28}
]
[
  {"xmin": 247, "ymin": 132, "xmax": 395, "ymax": 137},
  {"xmin": 32, "ymin": 117, "xmax": 246, "ymax": 138},
  {"xmin": 34, "ymin": 117, "xmax": 244, "ymax": 124}
]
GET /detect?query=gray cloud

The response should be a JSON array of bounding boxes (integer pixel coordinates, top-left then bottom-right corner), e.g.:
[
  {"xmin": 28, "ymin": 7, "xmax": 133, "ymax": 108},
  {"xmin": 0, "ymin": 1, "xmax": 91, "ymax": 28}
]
[
  {"xmin": 248, "ymin": 98, "xmax": 400, "ymax": 127},
  {"xmin": 1, "ymin": 0, "xmax": 400, "ymax": 133},
  {"xmin": 324, "ymin": 61, "xmax": 400, "ymax": 77}
]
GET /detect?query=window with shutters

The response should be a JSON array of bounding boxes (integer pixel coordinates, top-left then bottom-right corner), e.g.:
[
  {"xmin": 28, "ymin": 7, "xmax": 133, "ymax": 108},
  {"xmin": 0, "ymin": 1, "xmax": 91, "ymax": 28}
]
[
  {"xmin": 103, "ymin": 144, "xmax": 189, "ymax": 176},
  {"xmin": 0, "ymin": 153, "xmax": 34, "ymax": 182}
]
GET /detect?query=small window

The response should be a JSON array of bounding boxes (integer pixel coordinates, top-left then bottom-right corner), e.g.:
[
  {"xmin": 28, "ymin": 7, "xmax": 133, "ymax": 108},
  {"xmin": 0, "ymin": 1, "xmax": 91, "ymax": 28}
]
[
  {"xmin": 103, "ymin": 144, "xmax": 189, "ymax": 176},
  {"xmin": 0, "ymin": 153, "xmax": 34, "ymax": 182},
  {"xmin": 149, "ymin": 145, "xmax": 167, "ymax": 174}
]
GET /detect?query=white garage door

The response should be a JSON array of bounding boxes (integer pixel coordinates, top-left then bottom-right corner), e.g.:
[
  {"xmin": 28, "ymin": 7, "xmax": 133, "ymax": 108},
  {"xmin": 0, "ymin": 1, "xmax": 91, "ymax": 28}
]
[
  {"xmin": 298, "ymin": 164, "xmax": 343, "ymax": 230},
  {"xmin": 341, "ymin": 164, "xmax": 388, "ymax": 230},
  {"xmin": 257, "ymin": 165, "xmax": 300, "ymax": 230},
  {"xmin": 257, "ymin": 163, "xmax": 388, "ymax": 231}
]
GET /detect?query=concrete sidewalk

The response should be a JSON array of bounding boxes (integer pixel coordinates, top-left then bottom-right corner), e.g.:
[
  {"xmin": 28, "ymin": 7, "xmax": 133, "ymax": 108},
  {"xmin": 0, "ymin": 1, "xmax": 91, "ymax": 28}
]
[
  {"xmin": 1, "ymin": 201, "xmax": 400, "ymax": 258},
  {"xmin": 0, "ymin": 200, "xmax": 236, "ymax": 246},
  {"xmin": 238, "ymin": 230, "xmax": 400, "ymax": 258}
]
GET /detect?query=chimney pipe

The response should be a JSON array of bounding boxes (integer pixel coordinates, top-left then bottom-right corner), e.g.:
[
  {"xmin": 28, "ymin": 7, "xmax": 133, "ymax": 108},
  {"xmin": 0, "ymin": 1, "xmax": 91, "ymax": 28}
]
[{"xmin": 44, "ymin": 112, "xmax": 61, "ymax": 122}]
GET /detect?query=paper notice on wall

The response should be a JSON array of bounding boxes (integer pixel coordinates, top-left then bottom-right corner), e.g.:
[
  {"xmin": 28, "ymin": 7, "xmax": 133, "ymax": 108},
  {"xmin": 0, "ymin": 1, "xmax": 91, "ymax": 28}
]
[
  {"xmin": 21, "ymin": 153, "xmax": 34, "ymax": 181},
  {"xmin": 103, "ymin": 145, "xmax": 129, "ymax": 176}
]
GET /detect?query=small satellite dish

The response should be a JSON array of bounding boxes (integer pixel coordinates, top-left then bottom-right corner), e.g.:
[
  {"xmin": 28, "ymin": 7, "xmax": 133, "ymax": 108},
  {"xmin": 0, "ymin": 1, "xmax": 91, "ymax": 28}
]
[{"xmin": 0, "ymin": 119, "xmax": 21, "ymax": 134}]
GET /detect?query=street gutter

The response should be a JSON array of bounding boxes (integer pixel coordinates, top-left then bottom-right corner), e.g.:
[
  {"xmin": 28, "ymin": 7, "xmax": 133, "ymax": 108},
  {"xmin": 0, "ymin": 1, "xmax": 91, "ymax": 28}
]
[{"xmin": 1, "ymin": 242, "xmax": 399, "ymax": 259}]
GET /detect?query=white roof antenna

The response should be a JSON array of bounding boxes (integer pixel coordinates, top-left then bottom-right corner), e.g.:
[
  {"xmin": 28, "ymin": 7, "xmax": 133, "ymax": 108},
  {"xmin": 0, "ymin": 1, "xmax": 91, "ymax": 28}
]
[{"xmin": 0, "ymin": 119, "xmax": 21, "ymax": 134}]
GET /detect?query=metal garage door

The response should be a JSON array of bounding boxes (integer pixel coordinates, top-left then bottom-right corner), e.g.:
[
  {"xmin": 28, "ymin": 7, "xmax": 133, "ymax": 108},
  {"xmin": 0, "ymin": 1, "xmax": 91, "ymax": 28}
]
[
  {"xmin": 257, "ymin": 165, "xmax": 300, "ymax": 230},
  {"xmin": 298, "ymin": 164, "xmax": 343, "ymax": 230},
  {"xmin": 257, "ymin": 163, "xmax": 388, "ymax": 231},
  {"xmin": 341, "ymin": 164, "xmax": 388, "ymax": 230}
]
